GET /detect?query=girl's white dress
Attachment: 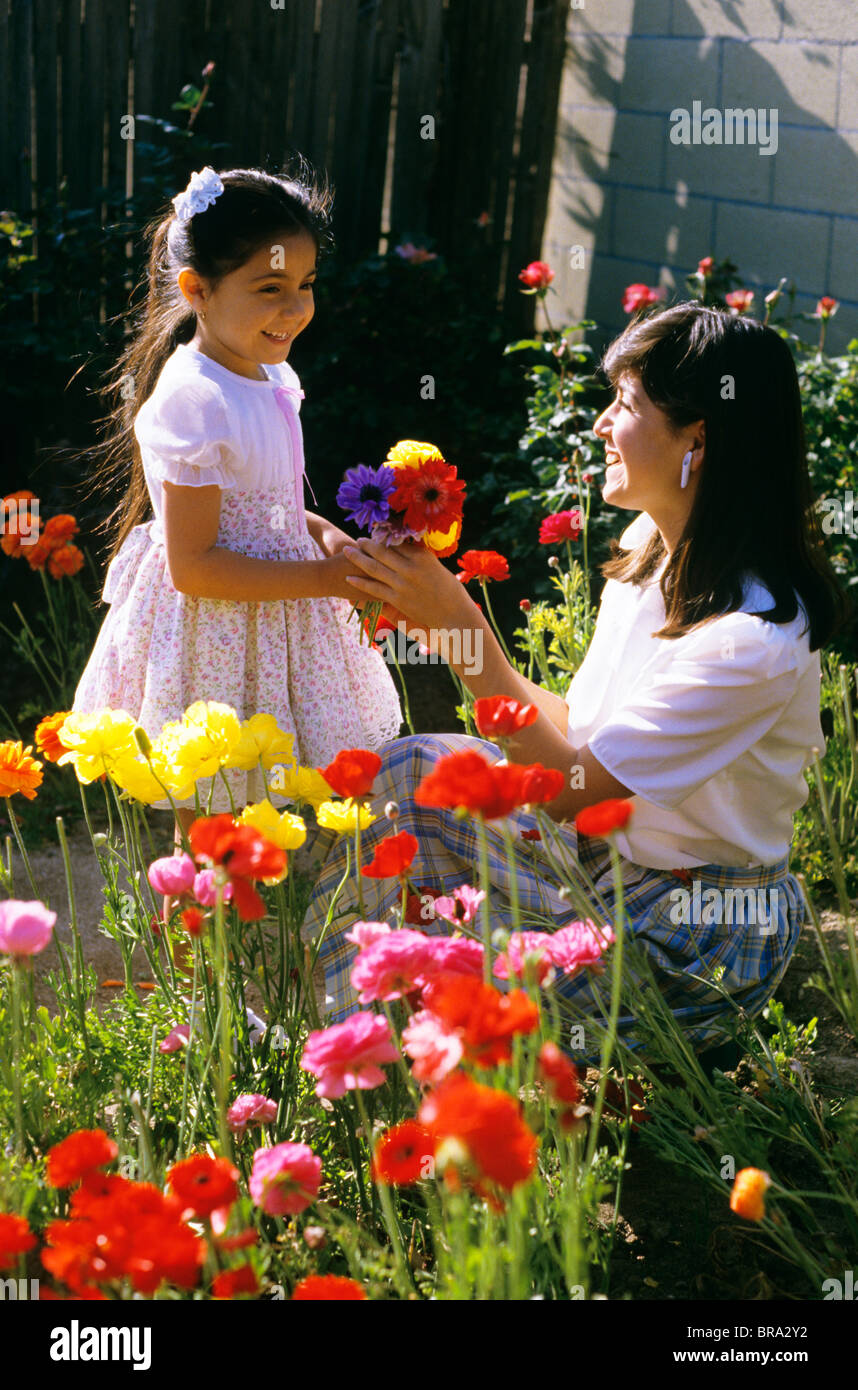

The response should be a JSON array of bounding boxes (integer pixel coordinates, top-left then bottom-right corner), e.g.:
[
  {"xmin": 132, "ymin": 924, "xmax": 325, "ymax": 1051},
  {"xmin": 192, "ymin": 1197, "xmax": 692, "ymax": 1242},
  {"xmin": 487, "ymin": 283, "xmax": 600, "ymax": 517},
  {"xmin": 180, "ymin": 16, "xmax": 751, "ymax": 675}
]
[{"xmin": 71, "ymin": 341, "xmax": 403, "ymax": 811}]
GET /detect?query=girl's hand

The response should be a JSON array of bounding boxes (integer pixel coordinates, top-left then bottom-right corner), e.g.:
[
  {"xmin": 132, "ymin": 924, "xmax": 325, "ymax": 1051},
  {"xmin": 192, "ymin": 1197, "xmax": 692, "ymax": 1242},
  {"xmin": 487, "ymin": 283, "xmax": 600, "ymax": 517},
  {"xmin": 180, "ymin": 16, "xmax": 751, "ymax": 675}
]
[
  {"xmin": 306, "ymin": 512, "xmax": 354, "ymax": 558},
  {"xmin": 342, "ymin": 539, "xmax": 471, "ymax": 634}
]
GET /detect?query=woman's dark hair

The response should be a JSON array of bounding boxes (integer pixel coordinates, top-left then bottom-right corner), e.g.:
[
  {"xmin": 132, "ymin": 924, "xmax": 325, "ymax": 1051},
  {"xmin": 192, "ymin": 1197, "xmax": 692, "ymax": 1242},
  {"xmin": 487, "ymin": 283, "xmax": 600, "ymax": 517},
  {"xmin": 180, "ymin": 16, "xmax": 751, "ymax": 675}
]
[
  {"xmin": 599, "ymin": 300, "xmax": 853, "ymax": 651},
  {"xmin": 82, "ymin": 159, "xmax": 334, "ymax": 567}
]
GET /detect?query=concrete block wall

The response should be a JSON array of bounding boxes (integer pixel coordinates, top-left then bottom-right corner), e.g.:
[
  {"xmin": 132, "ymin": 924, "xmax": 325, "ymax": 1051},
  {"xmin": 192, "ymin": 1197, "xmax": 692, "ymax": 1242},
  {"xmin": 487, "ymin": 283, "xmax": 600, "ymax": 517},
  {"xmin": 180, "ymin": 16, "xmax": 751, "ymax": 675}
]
[{"xmin": 542, "ymin": 0, "xmax": 858, "ymax": 351}]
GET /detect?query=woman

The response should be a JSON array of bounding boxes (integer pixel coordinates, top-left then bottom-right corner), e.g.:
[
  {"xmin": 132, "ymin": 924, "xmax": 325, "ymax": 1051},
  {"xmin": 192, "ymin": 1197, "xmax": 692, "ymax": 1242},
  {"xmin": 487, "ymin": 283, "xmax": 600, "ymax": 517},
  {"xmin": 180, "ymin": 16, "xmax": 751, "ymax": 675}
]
[{"xmin": 301, "ymin": 302, "xmax": 851, "ymax": 1060}]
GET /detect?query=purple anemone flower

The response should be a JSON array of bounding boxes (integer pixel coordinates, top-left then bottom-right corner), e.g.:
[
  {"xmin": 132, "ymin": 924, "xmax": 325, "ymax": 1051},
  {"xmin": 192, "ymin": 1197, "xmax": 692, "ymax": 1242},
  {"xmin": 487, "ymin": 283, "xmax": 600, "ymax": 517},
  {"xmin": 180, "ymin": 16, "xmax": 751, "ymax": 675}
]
[{"xmin": 336, "ymin": 464, "xmax": 397, "ymax": 530}]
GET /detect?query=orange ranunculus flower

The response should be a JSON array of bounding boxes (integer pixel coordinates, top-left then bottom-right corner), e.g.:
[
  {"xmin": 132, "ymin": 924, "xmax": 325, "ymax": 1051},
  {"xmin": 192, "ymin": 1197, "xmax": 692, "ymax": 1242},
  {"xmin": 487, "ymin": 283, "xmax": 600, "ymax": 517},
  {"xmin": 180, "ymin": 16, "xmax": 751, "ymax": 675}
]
[
  {"xmin": 188, "ymin": 813, "xmax": 287, "ymax": 920},
  {"xmin": 167, "ymin": 1154, "xmax": 240, "ymax": 1218},
  {"xmin": 371, "ymin": 1120, "xmax": 434, "ymax": 1185},
  {"xmin": 34, "ymin": 711, "xmax": 73, "ymax": 763},
  {"xmin": 360, "ymin": 830, "xmax": 419, "ymax": 879},
  {"xmin": 1, "ymin": 490, "xmax": 42, "ymax": 557},
  {"xmin": 575, "ymin": 798, "xmax": 634, "ymax": 838},
  {"xmin": 292, "ymin": 1273, "xmax": 368, "ymax": 1300},
  {"xmin": 519, "ymin": 763, "xmax": 565, "ymax": 805},
  {"xmin": 456, "ymin": 549, "xmax": 510, "ymax": 584},
  {"xmin": 320, "ymin": 748, "xmax": 381, "ymax": 799},
  {"xmin": 729, "ymin": 1167, "xmax": 771, "ymax": 1223},
  {"xmin": 48, "ymin": 543, "xmax": 85, "ymax": 579},
  {"xmin": 418, "ymin": 1072, "xmax": 538, "ymax": 1193},
  {"xmin": 212, "ymin": 1264, "xmax": 259, "ymax": 1298},
  {"xmin": 46, "ymin": 1129, "xmax": 119, "ymax": 1188},
  {"xmin": 22, "ymin": 534, "xmax": 55, "ymax": 571},
  {"xmin": 421, "ymin": 973, "xmax": 539, "ymax": 1068},
  {"xmin": 0, "ymin": 740, "xmax": 44, "ymax": 799},
  {"xmin": 414, "ymin": 747, "xmax": 526, "ymax": 820},
  {"xmin": 42, "ymin": 514, "xmax": 79, "ymax": 545},
  {"xmin": 474, "ymin": 695, "xmax": 539, "ymax": 740},
  {"xmin": 0, "ymin": 1213, "xmax": 37, "ymax": 1268}
]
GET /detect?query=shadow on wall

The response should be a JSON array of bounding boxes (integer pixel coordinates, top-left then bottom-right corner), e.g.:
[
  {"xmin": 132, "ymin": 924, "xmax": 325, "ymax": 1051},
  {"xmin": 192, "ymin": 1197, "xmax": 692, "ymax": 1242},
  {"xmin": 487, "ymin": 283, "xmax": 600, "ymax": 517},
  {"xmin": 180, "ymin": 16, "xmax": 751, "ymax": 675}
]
[{"xmin": 555, "ymin": 0, "xmax": 858, "ymax": 351}]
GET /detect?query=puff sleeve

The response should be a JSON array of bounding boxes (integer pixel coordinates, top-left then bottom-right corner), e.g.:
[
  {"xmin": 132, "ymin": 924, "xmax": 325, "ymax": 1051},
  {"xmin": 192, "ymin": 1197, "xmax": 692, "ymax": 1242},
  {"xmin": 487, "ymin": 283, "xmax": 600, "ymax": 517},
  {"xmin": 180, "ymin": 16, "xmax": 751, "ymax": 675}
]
[
  {"xmin": 134, "ymin": 382, "xmax": 239, "ymax": 489},
  {"xmin": 587, "ymin": 613, "xmax": 805, "ymax": 810}
]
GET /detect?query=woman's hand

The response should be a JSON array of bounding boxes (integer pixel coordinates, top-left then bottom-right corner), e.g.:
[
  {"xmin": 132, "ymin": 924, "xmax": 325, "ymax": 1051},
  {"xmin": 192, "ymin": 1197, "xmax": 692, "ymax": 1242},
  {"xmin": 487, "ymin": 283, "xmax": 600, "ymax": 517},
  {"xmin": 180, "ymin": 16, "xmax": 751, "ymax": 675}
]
[{"xmin": 342, "ymin": 539, "xmax": 471, "ymax": 636}]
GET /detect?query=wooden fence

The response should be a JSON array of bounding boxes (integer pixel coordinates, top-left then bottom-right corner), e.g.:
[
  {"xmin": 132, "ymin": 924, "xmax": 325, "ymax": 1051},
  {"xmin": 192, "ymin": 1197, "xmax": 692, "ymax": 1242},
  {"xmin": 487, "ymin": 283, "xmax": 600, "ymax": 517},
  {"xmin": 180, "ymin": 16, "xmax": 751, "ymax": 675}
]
[{"xmin": 0, "ymin": 0, "xmax": 568, "ymax": 322}]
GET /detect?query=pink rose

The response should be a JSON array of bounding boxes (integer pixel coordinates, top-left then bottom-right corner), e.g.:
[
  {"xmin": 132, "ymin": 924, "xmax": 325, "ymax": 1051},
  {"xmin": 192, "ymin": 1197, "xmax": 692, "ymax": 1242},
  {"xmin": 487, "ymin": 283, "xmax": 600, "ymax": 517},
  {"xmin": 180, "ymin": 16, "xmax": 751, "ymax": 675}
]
[
  {"xmin": 622, "ymin": 283, "xmax": 661, "ymax": 314},
  {"xmin": 518, "ymin": 260, "xmax": 555, "ymax": 290},
  {"xmin": 0, "ymin": 899, "xmax": 56, "ymax": 957},
  {"xmin": 300, "ymin": 1012, "xmax": 399, "ymax": 1100},
  {"xmin": 193, "ymin": 869, "xmax": 234, "ymax": 908},
  {"xmin": 401, "ymin": 1010, "xmax": 463, "ymax": 1084},
  {"xmin": 147, "ymin": 853, "xmax": 196, "ymax": 896},
  {"xmin": 250, "ymin": 1142, "xmax": 321, "ymax": 1216},
  {"xmin": 226, "ymin": 1093, "xmax": 279, "ymax": 1137},
  {"xmin": 725, "ymin": 289, "xmax": 754, "ymax": 315}
]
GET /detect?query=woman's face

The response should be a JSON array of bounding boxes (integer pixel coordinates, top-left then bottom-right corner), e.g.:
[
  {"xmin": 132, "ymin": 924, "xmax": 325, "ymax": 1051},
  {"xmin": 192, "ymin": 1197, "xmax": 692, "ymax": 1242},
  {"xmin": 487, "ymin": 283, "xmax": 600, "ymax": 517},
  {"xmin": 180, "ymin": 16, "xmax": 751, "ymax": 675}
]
[
  {"xmin": 179, "ymin": 228, "xmax": 318, "ymax": 379},
  {"xmin": 593, "ymin": 371, "xmax": 704, "ymax": 519}
]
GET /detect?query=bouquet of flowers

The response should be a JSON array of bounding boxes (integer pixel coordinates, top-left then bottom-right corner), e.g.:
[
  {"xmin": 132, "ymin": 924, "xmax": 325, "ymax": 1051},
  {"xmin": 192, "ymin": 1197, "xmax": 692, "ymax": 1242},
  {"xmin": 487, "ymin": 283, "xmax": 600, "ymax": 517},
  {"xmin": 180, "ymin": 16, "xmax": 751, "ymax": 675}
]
[{"xmin": 336, "ymin": 440, "xmax": 466, "ymax": 643}]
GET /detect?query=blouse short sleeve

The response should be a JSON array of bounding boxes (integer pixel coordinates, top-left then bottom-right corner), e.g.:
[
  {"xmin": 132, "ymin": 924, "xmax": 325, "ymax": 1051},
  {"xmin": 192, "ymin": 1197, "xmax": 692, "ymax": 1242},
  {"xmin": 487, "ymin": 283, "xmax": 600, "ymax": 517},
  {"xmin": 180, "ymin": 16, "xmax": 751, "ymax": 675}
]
[
  {"xmin": 134, "ymin": 381, "xmax": 238, "ymax": 489},
  {"xmin": 587, "ymin": 612, "xmax": 804, "ymax": 811}
]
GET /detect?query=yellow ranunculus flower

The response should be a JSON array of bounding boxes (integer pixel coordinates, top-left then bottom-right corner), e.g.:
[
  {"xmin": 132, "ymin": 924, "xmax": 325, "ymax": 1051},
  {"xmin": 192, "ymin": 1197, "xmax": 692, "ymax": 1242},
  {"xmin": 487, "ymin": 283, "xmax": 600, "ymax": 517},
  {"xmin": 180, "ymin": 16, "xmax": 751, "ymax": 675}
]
[
  {"xmin": 385, "ymin": 439, "xmax": 445, "ymax": 470},
  {"xmin": 239, "ymin": 800, "xmax": 307, "ymax": 851},
  {"xmin": 56, "ymin": 709, "xmax": 138, "ymax": 783},
  {"xmin": 315, "ymin": 799, "xmax": 377, "ymax": 834},
  {"xmin": 269, "ymin": 763, "xmax": 334, "ymax": 810},
  {"xmin": 223, "ymin": 713, "xmax": 296, "ymax": 772}
]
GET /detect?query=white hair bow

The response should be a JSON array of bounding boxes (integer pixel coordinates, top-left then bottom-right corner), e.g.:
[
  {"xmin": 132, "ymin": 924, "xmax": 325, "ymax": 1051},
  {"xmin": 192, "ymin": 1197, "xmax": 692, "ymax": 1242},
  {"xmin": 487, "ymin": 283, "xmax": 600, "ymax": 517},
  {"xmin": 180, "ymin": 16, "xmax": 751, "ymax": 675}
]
[{"xmin": 172, "ymin": 167, "xmax": 224, "ymax": 222}]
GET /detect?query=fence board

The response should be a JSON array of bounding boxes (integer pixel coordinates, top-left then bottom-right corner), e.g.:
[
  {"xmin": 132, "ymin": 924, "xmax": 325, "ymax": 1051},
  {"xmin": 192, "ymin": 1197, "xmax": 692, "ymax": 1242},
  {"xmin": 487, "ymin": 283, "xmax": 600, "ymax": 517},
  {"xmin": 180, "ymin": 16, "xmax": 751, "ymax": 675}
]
[
  {"xmin": 33, "ymin": 0, "xmax": 58, "ymax": 203},
  {"xmin": 330, "ymin": 0, "xmax": 359, "ymax": 221},
  {"xmin": 390, "ymin": 0, "xmax": 442, "ymax": 244},
  {"xmin": 288, "ymin": 0, "xmax": 317, "ymax": 161},
  {"xmin": 313, "ymin": 0, "xmax": 340, "ymax": 173},
  {"xmin": 10, "ymin": 0, "xmax": 34, "ymax": 213},
  {"xmin": 0, "ymin": 0, "xmax": 12, "ymax": 201},
  {"xmin": 354, "ymin": 0, "xmax": 398, "ymax": 254}
]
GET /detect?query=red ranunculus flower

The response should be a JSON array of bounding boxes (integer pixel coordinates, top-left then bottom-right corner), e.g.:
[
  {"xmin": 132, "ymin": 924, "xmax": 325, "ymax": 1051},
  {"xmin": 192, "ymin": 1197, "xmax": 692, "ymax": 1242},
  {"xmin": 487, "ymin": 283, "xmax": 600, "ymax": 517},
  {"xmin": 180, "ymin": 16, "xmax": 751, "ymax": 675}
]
[
  {"xmin": 361, "ymin": 830, "xmax": 419, "ymax": 879},
  {"xmin": 418, "ymin": 1072, "xmax": 538, "ymax": 1193},
  {"xmin": 538, "ymin": 1041, "xmax": 580, "ymax": 1105},
  {"xmin": 188, "ymin": 814, "xmax": 287, "ymax": 921},
  {"xmin": 389, "ymin": 458, "xmax": 466, "ymax": 535},
  {"xmin": 0, "ymin": 1213, "xmax": 36, "ymax": 1268},
  {"xmin": 518, "ymin": 260, "xmax": 554, "ymax": 290},
  {"xmin": 538, "ymin": 509, "xmax": 583, "ymax": 545},
  {"xmin": 371, "ymin": 1120, "xmax": 435, "ymax": 1185},
  {"xmin": 405, "ymin": 885, "xmax": 442, "ymax": 924},
  {"xmin": 292, "ymin": 1273, "xmax": 368, "ymax": 1300},
  {"xmin": 46, "ymin": 1129, "xmax": 119, "ymax": 1188},
  {"xmin": 473, "ymin": 696, "xmax": 538, "ymax": 739},
  {"xmin": 421, "ymin": 973, "xmax": 539, "ymax": 1068},
  {"xmin": 456, "ymin": 549, "xmax": 510, "ymax": 584},
  {"xmin": 414, "ymin": 748, "xmax": 527, "ymax": 820},
  {"xmin": 575, "ymin": 799, "xmax": 634, "ymax": 838},
  {"xmin": 320, "ymin": 748, "xmax": 381, "ymax": 799},
  {"xmin": 167, "ymin": 1154, "xmax": 240, "ymax": 1218},
  {"xmin": 212, "ymin": 1264, "xmax": 259, "ymax": 1298}
]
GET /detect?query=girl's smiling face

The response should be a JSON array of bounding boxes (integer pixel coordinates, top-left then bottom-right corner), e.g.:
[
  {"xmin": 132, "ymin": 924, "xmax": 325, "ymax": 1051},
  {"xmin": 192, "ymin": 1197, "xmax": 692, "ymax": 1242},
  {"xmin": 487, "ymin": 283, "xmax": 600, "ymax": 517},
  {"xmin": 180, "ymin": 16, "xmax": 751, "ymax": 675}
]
[
  {"xmin": 593, "ymin": 371, "xmax": 705, "ymax": 547},
  {"xmin": 178, "ymin": 229, "xmax": 318, "ymax": 379}
]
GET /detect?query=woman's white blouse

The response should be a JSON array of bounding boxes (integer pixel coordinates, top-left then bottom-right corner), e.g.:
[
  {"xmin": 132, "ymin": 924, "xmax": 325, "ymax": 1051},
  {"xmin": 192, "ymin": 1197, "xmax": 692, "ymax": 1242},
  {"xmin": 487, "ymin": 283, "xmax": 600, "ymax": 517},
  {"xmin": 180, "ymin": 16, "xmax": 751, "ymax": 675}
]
[{"xmin": 565, "ymin": 512, "xmax": 825, "ymax": 869}]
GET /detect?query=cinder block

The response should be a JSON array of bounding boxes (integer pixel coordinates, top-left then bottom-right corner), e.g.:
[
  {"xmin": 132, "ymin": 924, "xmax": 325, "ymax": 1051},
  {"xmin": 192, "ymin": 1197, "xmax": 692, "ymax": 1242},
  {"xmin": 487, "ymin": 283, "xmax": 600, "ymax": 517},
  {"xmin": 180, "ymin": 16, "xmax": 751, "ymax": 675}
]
[
  {"xmin": 665, "ymin": 133, "xmax": 774, "ymax": 206},
  {"xmin": 560, "ymin": 34, "xmax": 625, "ymax": 110},
  {"xmin": 830, "ymin": 217, "xmax": 858, "ymax": 300},
  {"xmin": 773, "ymin": 128, "xmax": 858, "ymax": 215},
  {"xmin": 612, "ymin": 186, "xmax": 712, "ymax": 262},
  {"xmin": 543, "ymin": 176, "xmax": 610, "ymax": 263},
  {"xmin": 839, "ymin": 44, "xmax": 858, "ymax": 130},
  {"xmin": 618, "ymin": 37, "xmax": 720, "ymax": 113},
  {"xmin": 672, "ymin": 0, "xmax": 782, "ymax": 40},
  {"xmin": 556, "ymin": 108, "xmax": 666, "ymax": 187},
  {"xmin": 783, "ymin": 0, "xmax": 858, "ymax": 43},
  {"xmin": 722, "ymin": 40, "xmax": 839, "ymax": 129},
  {"xmin": 539, "ymin": 235, "xmax": 593, "ymax": 324},
  {"xmin": 712, "ymin": 203, "xmax": 832, "ymax": 292},
  {"xmin": 570, "ymin": 0, "xmax": 671, "ymax": 37}
]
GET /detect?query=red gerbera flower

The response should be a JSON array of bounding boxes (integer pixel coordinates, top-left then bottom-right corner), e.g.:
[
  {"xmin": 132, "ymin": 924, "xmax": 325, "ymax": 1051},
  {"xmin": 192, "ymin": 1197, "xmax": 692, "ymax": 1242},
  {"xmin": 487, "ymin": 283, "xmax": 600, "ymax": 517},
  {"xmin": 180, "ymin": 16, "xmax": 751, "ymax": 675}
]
[
  {"xmin": 389, "ymin": 458, "xmax": 466, "ymax": 535},
  {"xmin": 320, "ymin": 748, "xmax": 381, "ymax": 799},
  {"xmin": 371, "ymin": 1120, "xmax": 435, "ymax": 1185},
  {"xmin": 415, "ymin": 748, "xmax": 527, "ymax": 820},
  {"xmin": 188, "ymin": 814, "xmax": 287, "ymax": 921},
  {"xmin": 167, "ymin": 1154, "xmax": 240, "ymax": 1218},
  {"xmin": 0, "ymin": 1213, "xmax": 36, "ymax": 1268},
  {"xmin": 418, "ymin": 1073, "xmax": 538, "ymax": 1193},
  {"xmin": 292, "ymin": 1273, "xmax": 368, "ymax": 1300},
  {"xmin": 361, "ymin": 830, "xmax": 419, "ymax": 879},
  {"xmin": 474, "ymin": 696, "xmax": 538, "ymax": 739},
  {"xmin": 575, "ymin": 799, "xmax": 634, "ymax": 838},
  {"xmin": 421, "ymin": 973, "xmax": 539, "ymax": 1068},
  {"xmin": 456, "ymin": 550, "xmax": 509, "ymax": 584},
  {"xmin": 46, "ymin": 1129, "xmax": 118, "ymax": 1188}
]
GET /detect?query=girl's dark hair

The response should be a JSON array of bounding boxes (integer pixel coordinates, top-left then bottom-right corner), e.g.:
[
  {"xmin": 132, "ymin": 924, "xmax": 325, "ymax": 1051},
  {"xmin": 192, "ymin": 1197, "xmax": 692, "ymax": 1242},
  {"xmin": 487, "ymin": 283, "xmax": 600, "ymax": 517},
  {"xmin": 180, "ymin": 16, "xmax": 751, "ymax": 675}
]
[
  {"xmin": 599, "ymin": 300, "xmax": 853, "ymax": 652},
  {"xmin": 83, "ymin": 160, "xmax": 334, "ymax": 567}
]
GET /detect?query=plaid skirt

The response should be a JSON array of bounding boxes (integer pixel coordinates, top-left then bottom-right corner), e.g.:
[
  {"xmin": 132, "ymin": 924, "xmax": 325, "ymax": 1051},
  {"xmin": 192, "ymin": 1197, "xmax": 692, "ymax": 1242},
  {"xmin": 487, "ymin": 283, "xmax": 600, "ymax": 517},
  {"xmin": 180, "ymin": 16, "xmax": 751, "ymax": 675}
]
[{"xmin": 299, "ymin": 734, "xmax": 805, "ymax": 1059}]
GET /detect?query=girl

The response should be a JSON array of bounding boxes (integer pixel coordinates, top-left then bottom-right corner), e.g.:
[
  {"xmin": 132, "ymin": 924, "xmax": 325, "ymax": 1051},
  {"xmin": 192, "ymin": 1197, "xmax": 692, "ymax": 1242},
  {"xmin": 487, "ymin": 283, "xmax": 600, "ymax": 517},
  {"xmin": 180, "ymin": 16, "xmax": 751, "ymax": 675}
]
[
  {"xmin": 303, "ymin": 301, "xmax": 852, "ymax": 1062},
  {"xmin": 72, "ymin": 164, "xmax": 402, "ymax": 885}
]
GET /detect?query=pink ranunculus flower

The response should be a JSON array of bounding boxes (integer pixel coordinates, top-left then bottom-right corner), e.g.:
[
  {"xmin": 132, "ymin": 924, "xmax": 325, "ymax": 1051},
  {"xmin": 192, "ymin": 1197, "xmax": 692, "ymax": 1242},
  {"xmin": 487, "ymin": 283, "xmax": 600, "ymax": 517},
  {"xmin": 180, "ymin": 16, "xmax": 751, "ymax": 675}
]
[
  {"xmin": 0, "ymin": 899, "xmax": 57, "ymax": 957},
  {"xmin": 350, "ymin": 930, "xmax": 435, "ymax": 1004},
  {"xmin": 548, "ymin": 919, "xmax": 615, "ymax": 976},
  {"xmin": 226, "ymin": 1093, "xmax": 279, "ymax": 1137},
  {"xmin": 622, "ymin": 282, "xmax": 661, "ymax": 314},
  {"xmin": 493, "ymin": 931, "xmax": 556, "ymax": 986},
  {"xmin": 147, "ymin": 853, "xmax": 197, "ymax": 896},
  {"xmin": 401, "ymin": 1009, "xmax": 464, "ymax": 1084},
  {"xmin": 250, "ymin": 1142, "xmax": 321, "ymax": 1216},
  {"xmin": 193, "ymin": 868, "xmax": 234, "ymax": 908},
  {"xmin": 419, "ymin": 934, "xmax": 485, "ymax": 983},
  {"xmin": 159, "ymin": 1024, "xmax": 191, "ymax": 1053},
  {"xmin": 432, "ymin": 884, "xmax": 486, "ymax": 926},
  {"xmin": 300, "ymin": 1012, "xmax": 400, "ymax": 1100},
  {"xmin": 344, "ymin": 920, "xmax": 392, "ymax": 950}
]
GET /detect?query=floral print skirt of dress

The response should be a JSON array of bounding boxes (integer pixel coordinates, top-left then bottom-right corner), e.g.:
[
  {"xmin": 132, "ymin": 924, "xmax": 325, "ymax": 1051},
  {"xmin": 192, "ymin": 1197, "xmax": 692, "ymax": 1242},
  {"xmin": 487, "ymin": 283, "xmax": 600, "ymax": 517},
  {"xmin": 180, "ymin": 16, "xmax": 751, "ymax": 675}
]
[{"xmin": 71, "ymin": 485, "xmax": 403, "ymax": 812}]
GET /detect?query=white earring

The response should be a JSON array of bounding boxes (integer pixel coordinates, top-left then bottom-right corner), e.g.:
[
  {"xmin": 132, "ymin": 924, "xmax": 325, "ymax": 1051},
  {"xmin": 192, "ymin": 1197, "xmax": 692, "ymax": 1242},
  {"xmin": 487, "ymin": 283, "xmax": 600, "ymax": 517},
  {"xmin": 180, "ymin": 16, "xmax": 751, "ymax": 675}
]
[{"xmin": 680, "ymin": 450, "xmax": 693, "ymax": 489}]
